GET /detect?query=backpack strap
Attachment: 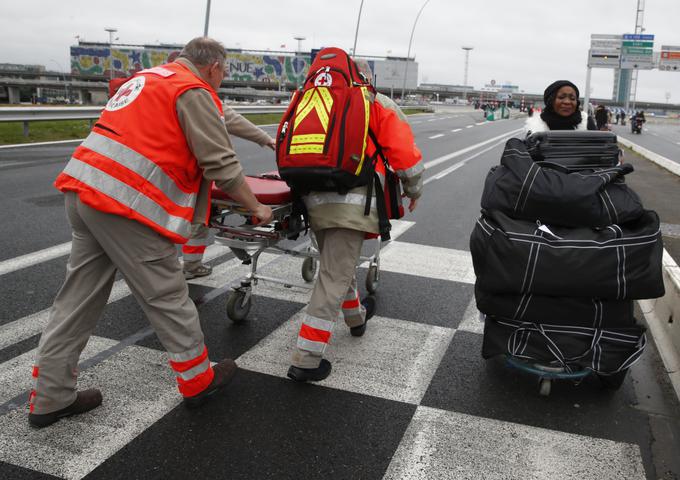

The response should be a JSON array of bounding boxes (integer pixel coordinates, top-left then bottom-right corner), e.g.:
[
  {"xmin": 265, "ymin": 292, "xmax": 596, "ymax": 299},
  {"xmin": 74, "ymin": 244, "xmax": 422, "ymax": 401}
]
[{"xmin": 366, "ymin": 129, "xmax": 391, "ymax": 241}]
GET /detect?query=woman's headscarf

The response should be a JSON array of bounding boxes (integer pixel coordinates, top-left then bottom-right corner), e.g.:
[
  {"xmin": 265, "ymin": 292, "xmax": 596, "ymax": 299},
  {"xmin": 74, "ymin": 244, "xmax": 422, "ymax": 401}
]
[{"xmin": 540, "ymin": 80, "xmax": 583, "ymax": 130}]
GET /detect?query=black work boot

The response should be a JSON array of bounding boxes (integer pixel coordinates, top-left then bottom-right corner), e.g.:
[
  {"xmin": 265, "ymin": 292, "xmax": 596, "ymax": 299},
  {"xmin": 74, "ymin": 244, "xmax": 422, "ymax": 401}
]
[
  {"xmin": 183, "ymin": 358, "xmax": 238, "ymax": 409},
  {"xmin": 350, "ymin": 296, "xmax": 377, "ymax": 337},
  {"xmin": 287, "ymin": 359, "xmax": 332, "ymax": 382},
  {"xmin": 28, "ymin": 388, "xmax": 103, "ymax": 429}
]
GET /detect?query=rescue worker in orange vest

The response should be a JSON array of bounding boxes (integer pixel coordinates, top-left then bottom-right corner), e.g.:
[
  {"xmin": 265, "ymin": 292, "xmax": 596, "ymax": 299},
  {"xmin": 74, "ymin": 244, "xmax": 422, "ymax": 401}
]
[
  {"xmin": 183, "ymin": 110, "xmax": 276, "ymax": 279},
  {"xmin": 287, "ymin": 71, "xmax": 424, "ymax": 382},
  {"xmin": 28, "ymin": 37, "xmax": 274, "ymax": 428}
]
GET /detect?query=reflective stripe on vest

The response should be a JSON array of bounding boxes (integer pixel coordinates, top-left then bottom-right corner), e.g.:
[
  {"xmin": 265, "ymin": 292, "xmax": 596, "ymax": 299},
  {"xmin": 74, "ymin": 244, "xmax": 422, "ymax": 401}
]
[
  {"xmin": 296, "ymin": 313, "xmax": 334, "ymax": 354},
  {"xmin": 63, "ymin": 158, "xmax": 192, "ymax": 239},
  {"xmin": 81, "ymin": 132, "xmax": 197, "ymax": 208},
  {"xmin": 304, "ymin": 192, "xmax": 377, "ymax": 210}
]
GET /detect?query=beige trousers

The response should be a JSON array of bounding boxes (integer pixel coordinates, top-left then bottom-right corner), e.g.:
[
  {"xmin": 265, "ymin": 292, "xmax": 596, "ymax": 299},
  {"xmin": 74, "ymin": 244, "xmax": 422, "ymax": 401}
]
[
  {"xmin": 291, "ymin": 228, "xmax": 367, "ymax": 369},
  {"xmin": 32, "ymin": 192, "xmax": 207, "ymax": 414}
]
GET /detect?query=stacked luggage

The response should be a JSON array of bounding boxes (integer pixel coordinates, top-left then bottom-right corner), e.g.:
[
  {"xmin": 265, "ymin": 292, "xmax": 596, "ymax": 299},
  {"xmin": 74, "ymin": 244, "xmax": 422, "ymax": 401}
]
[{"xmin": 470, "ymin": 131, "xmax": 665, "ymax": 391}]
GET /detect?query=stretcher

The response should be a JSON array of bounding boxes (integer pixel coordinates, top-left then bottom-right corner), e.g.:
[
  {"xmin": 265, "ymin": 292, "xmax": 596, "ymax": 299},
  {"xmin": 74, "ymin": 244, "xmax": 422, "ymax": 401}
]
[{"xmin": 209, "ymin": 172, "xmax": 382, "ymax": 322}]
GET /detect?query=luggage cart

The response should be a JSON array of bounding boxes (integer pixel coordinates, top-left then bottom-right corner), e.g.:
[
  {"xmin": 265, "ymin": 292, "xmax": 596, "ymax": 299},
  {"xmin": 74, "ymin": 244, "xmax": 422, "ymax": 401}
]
[{"xmin": 209, "ymin": 173, "xmax": 382, "ymax": 323}]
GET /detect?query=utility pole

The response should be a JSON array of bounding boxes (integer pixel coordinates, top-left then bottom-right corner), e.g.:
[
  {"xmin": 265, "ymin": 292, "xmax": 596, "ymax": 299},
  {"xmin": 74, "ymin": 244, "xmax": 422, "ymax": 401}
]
[
  {"xmin": 625, "ymin": 0, "xmax": 645, "ymax": 112},
  {"xmin": 293, "ymin": 36, "xmax": 306, "ymax": 90},
  {"xmin": 352, "ymin": 0, "xmax": 365, "ymax": 58},
  {"xmin": 105, "ymin": 28, "xmax": 117, "ymax": 82},
  {"xmin": 203, "ymin": 0, "xmax": 211, "ymax": 36},
  {"xmin": 462, "ymin": 46, "xmax": 473, "ymax": 101}
]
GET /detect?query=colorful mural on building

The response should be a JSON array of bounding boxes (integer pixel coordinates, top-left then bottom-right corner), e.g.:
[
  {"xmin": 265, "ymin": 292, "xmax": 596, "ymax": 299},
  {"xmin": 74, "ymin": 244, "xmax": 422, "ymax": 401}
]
[
  {"xmin": 70, "ymin": 44, "xmax": 378, "ymax": 85},
  {"xmin": 70, "ymin": 46, "xmax": 181, "ymax": 77}
]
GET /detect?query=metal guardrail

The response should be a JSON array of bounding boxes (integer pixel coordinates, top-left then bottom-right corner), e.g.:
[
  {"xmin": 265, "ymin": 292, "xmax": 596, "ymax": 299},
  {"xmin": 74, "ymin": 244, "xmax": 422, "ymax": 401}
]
[{"xmin": 0, "ymin": 105, "xmax": 288, "ymax": 123}]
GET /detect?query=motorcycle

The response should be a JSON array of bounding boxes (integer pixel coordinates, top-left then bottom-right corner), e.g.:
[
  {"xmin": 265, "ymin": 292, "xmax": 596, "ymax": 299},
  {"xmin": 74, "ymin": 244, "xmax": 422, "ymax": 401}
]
[{"xmin": 631, "ymin": 116, "xmax": 643, "ymax": 134}]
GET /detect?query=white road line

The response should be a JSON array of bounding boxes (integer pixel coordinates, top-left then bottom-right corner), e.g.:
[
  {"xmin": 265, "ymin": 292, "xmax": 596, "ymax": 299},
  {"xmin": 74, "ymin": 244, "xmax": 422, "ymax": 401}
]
[
  {"xmin": 383, "ymin": 406, "xmax": 646, "ymax": 480},
  {"xmin": 475, "ymin": 121, "xmax": 487, "ymax": 125},
  {"xmin": 427, "ymin": 119, "xmax": 437, "ymax": 122},
  {"xmin": 0, "ymin": 242, "xmax": 72, "ymax": 277},
  {"xmin": 465, "ymin": 125, "xmax": 474, "ymax": 129},
  {"xmin": 424, "ymin": 128, "xmax": 522, "ymax": 171},
  {"xmin": 428, "ymin": 134, "xmax": 445, "ymax": 139},
  {"xmin": 451, "ymin": 128, "xmax": 462, "ymax": 133},
  {"xmin": 0, "ymin": 139, "xmax": 83, "ymax": 150},
  {"xmin": 367, "ymin": 241, "xmax": 476, "ymax": 284},
  {"xmin": 0, "ymin": 244, "xmax": 233, "ymax": 350},
  {"xmin": 426, "ymin": 138, "xmax": 509, "ymax": 184},
  {"xmin": 237, "ymin": 313, "xmax": 454, "ymax": 405},
  {"xmin": 0, "ymin": 338, "xmax": 182, "ymax": 480}
]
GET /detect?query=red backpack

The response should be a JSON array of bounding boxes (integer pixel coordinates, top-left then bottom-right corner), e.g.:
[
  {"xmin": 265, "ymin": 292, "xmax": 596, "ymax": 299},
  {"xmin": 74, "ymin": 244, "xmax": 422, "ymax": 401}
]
[{"xmin": 276, "ymin": 47, "xmax": 376, "ymax": 193}]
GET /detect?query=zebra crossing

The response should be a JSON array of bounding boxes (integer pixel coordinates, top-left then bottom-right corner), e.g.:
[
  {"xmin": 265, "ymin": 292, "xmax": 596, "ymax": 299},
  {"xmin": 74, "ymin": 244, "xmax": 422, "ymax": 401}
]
[{"xmin": 0, "ymin": 219, "xmax": 650, "ymax": 479}]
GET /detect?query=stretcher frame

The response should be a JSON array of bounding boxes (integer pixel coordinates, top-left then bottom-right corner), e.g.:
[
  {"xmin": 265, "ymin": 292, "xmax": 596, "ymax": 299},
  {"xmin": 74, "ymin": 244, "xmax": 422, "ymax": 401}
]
[{"xmin": 209, "ymin": 196, "xmax": 382, "ymax": 323}]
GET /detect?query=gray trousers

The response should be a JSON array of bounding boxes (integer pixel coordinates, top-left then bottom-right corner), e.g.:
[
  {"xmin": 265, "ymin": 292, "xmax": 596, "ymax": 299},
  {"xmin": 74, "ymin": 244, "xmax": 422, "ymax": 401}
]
[
  {"xmin": 31, "ymin": 192, "xmax": 207, "ymax": 414},
  {"xmin": 291, "ymin": 228, "xmax": 367, "ymax": 369}
]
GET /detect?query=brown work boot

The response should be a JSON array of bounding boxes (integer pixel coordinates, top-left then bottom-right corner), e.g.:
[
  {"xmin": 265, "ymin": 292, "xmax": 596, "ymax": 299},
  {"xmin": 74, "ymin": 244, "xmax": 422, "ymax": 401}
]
[
  {"xmin": 183, "ymin": 359, "xmax": 238, "ymax": 408},
  {"xmin": 28, "ymin": 388, "xmax": 103, "ymax": 429},
  {"xmin": 184, "ymin": 263, "xmax": 212, "ymax": 280}
]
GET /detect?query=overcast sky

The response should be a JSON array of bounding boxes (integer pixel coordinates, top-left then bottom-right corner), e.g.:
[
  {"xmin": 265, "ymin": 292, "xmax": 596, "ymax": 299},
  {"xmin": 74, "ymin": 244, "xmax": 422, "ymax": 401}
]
[{"xmin": 2, "ymin": 0, "xmax": 679, "ymax": 103}]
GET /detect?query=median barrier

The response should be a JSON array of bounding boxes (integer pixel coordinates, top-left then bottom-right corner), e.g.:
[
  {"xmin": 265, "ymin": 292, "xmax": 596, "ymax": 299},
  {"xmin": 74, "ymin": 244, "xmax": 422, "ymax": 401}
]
[{"xmin": 621, "ymin": 136, "xmax": 680, "ymax": 400}]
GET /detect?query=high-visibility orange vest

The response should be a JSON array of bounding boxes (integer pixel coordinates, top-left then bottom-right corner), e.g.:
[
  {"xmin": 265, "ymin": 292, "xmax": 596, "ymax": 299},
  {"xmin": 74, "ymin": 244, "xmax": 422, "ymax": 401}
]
[{"xmin": 55, "ymin": 62, "xmax": 223, "ymax": 243}]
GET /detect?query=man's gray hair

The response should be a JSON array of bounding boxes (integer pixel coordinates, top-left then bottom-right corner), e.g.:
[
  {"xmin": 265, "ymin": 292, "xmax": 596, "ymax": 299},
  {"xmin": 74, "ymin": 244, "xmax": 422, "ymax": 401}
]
[{"xmin": 178, "ymin": 37, "xmax": 226, "ymax": 68}]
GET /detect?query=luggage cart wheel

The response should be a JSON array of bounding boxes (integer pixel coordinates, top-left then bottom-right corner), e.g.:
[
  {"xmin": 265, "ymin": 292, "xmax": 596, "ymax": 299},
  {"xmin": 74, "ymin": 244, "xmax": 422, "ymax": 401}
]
[
  {"xmin": 539, "ymin": 378, "xmax": 552, "ymax": 397},
  {"xmin": 365, "ymin": 265, "xmax": 379, "ymax": 294},
  {"xmin": 227, "ymin": 290, "xmax": 251, "ymax": 323},
  {"xmin": 301, "ymin": 257, "xmax": 317, "ymax": 283}
]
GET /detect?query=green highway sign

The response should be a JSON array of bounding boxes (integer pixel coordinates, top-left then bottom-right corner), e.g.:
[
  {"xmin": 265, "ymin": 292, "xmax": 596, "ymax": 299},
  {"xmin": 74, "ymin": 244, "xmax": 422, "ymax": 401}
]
[
  {"xmin": 622, "ymin": 47, "xmax": 653, "ymax": 55},
  {"xmin": 622, "ymin": 40, "xmax": 653, "ymax": 48}
]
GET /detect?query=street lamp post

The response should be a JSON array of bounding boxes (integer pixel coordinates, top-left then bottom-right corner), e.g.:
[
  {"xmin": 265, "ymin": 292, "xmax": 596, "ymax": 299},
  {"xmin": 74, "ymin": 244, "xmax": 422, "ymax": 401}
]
[
  {"xmin": 462, "ymin": 46, "xmax": 473, "ymax": 102},
  {"xmin": 105, "ymin": 28, "xmax": 117, "ymax": 82},
  {"xmin": 293, "ymin": 36, "xmax": 306, "ymax": 91},
  {"xmin": 203, "ymin": 0, "xmax": 211, "ymax": 36},
  {"xmin": 400, "ymin": 0, "xmax": 430, "ymax": 102},
  {"xmin": 352, "ymin": 0, "xmax": 365, "ymax": 58}
]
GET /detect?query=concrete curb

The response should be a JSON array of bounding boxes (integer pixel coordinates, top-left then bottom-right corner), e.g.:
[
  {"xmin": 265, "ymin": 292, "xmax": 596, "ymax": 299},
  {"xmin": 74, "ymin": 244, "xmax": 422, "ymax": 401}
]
[
  {"xmin": 638, "ymin": 251, "xmax": 680, "ymax": 402},
  {"xmin": 622, "ymin": 136, "xmax": 680, "ymax": 400},
  {"xmin": 618, "ymin": 136, "xmax": 680, "ymax": 177}
]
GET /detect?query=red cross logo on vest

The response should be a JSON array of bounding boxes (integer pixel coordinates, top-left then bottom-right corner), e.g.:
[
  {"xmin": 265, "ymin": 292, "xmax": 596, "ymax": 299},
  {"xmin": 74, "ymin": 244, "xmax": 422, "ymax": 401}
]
[{"xmin": 105, "ymin": 76, "xmax": 146, "ymax": 112}]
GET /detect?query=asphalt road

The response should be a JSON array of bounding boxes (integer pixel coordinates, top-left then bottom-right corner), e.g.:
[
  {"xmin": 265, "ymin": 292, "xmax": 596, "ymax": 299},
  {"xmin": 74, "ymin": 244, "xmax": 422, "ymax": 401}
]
[{"xmin": 0, "ymin": 110, "xmax": 679, "ymax": 480}]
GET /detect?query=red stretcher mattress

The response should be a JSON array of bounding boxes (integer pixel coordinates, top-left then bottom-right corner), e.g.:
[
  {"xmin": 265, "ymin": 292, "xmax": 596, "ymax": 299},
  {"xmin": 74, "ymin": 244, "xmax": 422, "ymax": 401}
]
[{"xmin": 211, "ymin": 173, "xmax": 292, "ymax": 205}]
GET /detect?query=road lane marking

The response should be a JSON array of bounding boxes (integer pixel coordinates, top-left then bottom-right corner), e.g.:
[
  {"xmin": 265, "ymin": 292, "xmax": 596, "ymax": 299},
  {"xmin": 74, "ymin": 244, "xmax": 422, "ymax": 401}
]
[
  {"xmin": 427, "ymin": 119, "xmax": 437, "ymax": 122},
  {"xmin": 475, "ymin": 122, "xmax": 487, "ymax": 125},
  {"xmin": 466, "ymin": 125, "xmax": 474, "ymax": 128},
  {"xmin": 0, "ymin": 242, "xmax": 72, "ymax": 277},
  {"xmin": 384, "ymin": 407, "xmax": 646, "ymax": 480},
  {"xmin": 423, "ymin": 128, "xmax": 522, "ymax": 171},
  {"xmin": 0, "ymin": 244, "xmax": 233, "ymax": 350},
  {"xmin": 428, "ymin": 134, "xmax": 445, "ymax": 139},
  {"xmin": 451, "ymin": 128, "xmax": 462, "ymax": 133},
  {"xmin": 423, "ymin": 135, "xmax": 514, "ymax": 186}
]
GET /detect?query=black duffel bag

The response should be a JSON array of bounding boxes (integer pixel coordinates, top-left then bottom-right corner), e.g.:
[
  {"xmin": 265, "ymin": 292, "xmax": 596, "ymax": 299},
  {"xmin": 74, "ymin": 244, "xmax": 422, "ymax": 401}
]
[
  {"xmin": 474, "ymin": 284, "xmax": 635, "ymax": 328},
  {"xmin": 526, "ymin": 131, "xmax": 620, "ymax": 170},
  {"xmin": 481, "ymin": 315, "xmax": 646, "ymax": 375},
  {"xmin": 470, "ymin": 209, "xmax": 664, "ymax": 300},
  {"xmin": 481, "ymin": 138, "xmax": 643, "ymax": 228}
]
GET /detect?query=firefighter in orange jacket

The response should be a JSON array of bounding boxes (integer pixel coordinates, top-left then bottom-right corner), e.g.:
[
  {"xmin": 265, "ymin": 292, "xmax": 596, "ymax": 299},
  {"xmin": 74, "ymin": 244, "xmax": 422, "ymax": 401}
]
[
  {"xmin": 28, "ymin": 37, "xmax": 273, "ymax": 428},
  {"xmin": 287, "ymin": 58, "xmax": 424, "ymax": 382}
]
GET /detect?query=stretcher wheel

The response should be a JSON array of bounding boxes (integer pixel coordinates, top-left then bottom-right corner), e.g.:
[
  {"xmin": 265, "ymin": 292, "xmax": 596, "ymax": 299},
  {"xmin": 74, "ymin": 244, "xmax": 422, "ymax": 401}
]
[
  {"xmin": 301, "ymin": 257, "xmax": 317, "ymax": 283},
  {"xmin": 539, "ymin": 378, "xmax": 551, "ymax": 396},
  {"xmin": 365, "ymin": 265, "xmax": 379, "ymax": 294},
  {"xmin": 227, "ymin": 290, "xmax": 251, "ymax": 323},
  {"xmin": 598, "ymin": 370, "xmax": 628, "ymax": 390}
]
